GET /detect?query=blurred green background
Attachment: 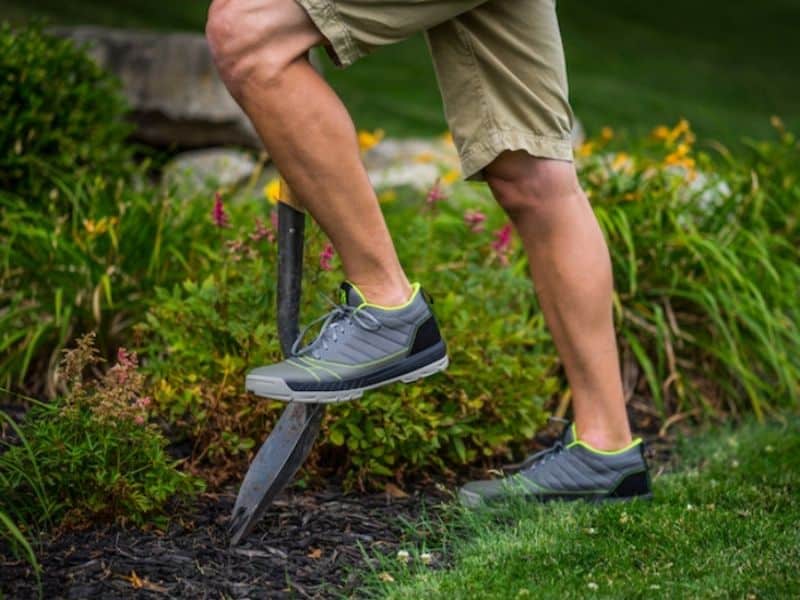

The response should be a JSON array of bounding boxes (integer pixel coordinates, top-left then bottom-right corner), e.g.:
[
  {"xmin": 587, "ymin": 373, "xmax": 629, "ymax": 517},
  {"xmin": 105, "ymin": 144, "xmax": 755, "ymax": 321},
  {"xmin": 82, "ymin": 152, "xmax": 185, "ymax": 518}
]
[{"xmin": 2, "ymin": 0, "xmax": 799, "ymax": 143}]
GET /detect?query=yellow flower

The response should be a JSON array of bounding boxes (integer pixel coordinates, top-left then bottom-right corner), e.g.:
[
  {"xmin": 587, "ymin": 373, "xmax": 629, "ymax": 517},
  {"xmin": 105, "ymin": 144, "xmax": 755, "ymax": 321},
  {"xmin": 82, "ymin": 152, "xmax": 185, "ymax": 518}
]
[
  {"xmin": 672, "ymin": 119, "xmax": 690, "ymax": 137},
  {"xmin": 652, "ymin": 119, "xmax": 694, "ymax": 147},
  {"xmin": 664, "ymin": 143, "xmax": 691, "ymax": 165},
  {"xmin": 358, "ymin": 128, "xmax": 384, "ymax": 152},
  {"xmin": 441, "ymin": 131, "xmax": 454, "ymax": 146},
  {"xmin": 263, "ymin": 178, "xmax": 281, "ymax": 204},
  {"xmin": 441, "ymin": 169, "xmax": 460, "ymax": 184},
  {"xmin": 664, "ymin": 141, "xmax": 696, "ymax": 178},
  {"xmin": 611, "ymin": 152, "xmax": 631, "ymax": 172},
  {"xmin": 577, "ymin": 141, "xmax": 595, "ymax": 158},
  {"xmin": 83, "ymin": 217, "xmax": 110, "ymax": 236},
  {"xmin": 378, "ymin": 189, "xmax": 397, "ymax": 203},
  {"xmin": 414, "ymin": 151, "xmax": 435, "ymax": 163},
  {"xmin": 652, "ymin": 125, "xmax": 671, "ymax": 141},
  {"xmin": 600, "ymin": 126, "xmax": 614, "ymax": 142}
]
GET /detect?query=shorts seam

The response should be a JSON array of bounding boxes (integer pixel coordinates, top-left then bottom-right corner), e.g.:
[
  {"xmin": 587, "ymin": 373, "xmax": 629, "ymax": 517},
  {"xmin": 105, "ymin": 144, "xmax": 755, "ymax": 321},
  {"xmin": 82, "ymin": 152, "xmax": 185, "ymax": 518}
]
[
  {"xmin": 295, "ymin": 0, "xmax": 362, "ymax": 67},
  {"xmin": 460, "ymin": 129, "xmax": 574, "ymax": 181},
  {"xmin": 453, "ymin": 20, "xmax": 495, "ymax": 135}
]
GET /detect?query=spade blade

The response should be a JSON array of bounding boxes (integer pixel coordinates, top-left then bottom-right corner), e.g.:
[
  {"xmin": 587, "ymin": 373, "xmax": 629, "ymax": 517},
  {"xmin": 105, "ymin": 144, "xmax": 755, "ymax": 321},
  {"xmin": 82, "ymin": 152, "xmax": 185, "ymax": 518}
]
[{"xmin": 228, "ymin": 402, "xmax": 324, "ymax": 545}]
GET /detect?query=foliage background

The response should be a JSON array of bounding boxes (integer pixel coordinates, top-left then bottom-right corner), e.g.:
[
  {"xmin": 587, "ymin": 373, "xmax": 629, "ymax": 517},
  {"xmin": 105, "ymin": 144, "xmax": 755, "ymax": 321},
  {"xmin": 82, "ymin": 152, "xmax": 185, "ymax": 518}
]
[
  {"xmin": 1, "ymin": 1, "xmax": 799, "ymax": 574},
  {"xmin": 0, "ymin": 0, "xmax": 798, "ymax": 142}
]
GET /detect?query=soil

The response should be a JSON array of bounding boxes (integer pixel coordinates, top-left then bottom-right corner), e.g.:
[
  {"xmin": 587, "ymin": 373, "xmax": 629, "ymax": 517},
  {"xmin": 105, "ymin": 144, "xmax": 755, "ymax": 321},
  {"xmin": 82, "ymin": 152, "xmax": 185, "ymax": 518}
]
[
  {"xmin": 1, "ymin": 485, "xmax": 445, "ymax": 599},
  {"xmin": 2, "ymin": 403, "xmax": 675, "ymax": 600}
]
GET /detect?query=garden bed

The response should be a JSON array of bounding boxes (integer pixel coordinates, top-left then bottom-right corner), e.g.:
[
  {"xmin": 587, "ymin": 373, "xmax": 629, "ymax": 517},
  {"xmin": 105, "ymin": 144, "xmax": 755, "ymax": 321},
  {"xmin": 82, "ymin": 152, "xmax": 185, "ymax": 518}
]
[
  {"xmin": 1, "ymin": 485, "xmax": 444, "ymax": 599},
  {"xmin": 2, "ymin": 406, "xmax": 674, "ymax": 599}
]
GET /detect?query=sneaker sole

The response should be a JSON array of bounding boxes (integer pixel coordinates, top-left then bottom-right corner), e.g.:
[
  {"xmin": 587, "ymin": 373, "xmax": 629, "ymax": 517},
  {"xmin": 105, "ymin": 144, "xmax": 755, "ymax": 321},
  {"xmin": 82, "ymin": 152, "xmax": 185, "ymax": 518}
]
[
  {"xmin": 458, "ymin": 488, "xmax": 653, "ymax": 509},
  {"xmin": 246, "ymin": 354, "xmax": 449, "ymax": 404}
]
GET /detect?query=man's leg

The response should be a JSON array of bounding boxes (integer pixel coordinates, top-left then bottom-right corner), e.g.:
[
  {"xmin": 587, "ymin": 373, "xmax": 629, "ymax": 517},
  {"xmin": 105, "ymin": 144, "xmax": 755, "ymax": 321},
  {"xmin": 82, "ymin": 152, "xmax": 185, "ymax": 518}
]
[
  {"xmin": 209, "ymin": 0, "xmax": 451, "ymax": 402},
  {"xmin": 484, "ymin": 152, "xmax": 632, "ymax": 452},
  {"xmin": 206, "ymin": 0, "xmax": 410, "ymax": 306}
]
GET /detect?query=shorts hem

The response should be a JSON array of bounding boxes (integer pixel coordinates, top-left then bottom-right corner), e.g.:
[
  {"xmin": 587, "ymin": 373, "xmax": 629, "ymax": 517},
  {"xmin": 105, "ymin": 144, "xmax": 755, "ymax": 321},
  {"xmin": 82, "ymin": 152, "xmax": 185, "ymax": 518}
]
[
  {"xmin": 460, "ymin": 129, "xmax": 574, "ymax": 182},
  {"xmin": 294, "ymin": 0, "xmax": 363, "ymax": 68}
]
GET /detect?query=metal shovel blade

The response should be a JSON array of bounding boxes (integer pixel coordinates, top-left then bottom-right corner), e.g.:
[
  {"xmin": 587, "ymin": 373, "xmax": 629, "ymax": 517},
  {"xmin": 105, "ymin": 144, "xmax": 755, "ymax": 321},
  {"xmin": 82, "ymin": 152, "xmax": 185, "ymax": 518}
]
[
  {"xmin": 228, "ymin": 402, "xmax": 324, "ymax": 545},
  {"xmin": 228, "ymin": 200, "xmax": 326, "ymax": 545}
]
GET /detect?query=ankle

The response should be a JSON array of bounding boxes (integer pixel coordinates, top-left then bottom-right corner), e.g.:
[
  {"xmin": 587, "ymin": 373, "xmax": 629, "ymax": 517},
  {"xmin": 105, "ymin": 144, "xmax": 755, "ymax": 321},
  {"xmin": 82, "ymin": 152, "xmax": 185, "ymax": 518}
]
[
  {"xmin": 351, "ymin": 279, "xmax": 413, "ymax": 306},
  {"xmin": 574, "ymin": 423, "xmax": 633, "ymax": 452}
]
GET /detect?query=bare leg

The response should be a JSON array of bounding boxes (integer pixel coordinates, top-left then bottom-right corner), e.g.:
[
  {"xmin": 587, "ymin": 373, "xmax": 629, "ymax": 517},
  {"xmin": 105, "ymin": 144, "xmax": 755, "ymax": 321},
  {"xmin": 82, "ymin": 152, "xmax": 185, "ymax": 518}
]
[
  {"xmin": 206, "ymin": 0, "xmax": 411, "ymax": 305},
  {"xmin": 485, "ymin": 151, "xmax": 632, "ymax": 451}
]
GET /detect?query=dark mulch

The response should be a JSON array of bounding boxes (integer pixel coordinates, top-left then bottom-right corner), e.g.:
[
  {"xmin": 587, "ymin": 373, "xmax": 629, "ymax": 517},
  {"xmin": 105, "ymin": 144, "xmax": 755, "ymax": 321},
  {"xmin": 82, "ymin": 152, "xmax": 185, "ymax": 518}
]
[
  {"xmin": 2, "ymin": 485, "xmax": 446, "ymax": 599},
  {"xmin": 2, "ymin": 404, "xmax": 676, "ymax": 600}
]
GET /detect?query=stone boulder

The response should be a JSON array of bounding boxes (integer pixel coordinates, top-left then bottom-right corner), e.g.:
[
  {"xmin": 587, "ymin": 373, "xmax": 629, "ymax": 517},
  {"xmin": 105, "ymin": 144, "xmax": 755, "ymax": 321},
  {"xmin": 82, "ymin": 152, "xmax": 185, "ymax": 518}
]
[
  {"xmin": 162, "ymin": 148, "xmax": 261, "ymax": 193},
  {"xmin": 52, "ymin": 26, "xmax": 304, "ymax": 149}
]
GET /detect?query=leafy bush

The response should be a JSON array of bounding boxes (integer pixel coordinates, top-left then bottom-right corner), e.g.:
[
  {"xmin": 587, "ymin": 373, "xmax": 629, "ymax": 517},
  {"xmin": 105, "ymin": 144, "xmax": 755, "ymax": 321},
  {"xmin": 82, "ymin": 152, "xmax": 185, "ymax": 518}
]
[
  {"xmin": 0, "ymin": 23, "xmax": 133, "ymax": 208},
  {"xmin": 138, "ymin": 192, "xmax": 558, "ymax": 485},
  {"xmin": 0, "ymin": 334, "xmax": 202, "ymax": 529},
  {"xmin": 139, "ymin": 123, "xmax": 799, "ymax": 485},
  {"xmin": 581, "ymin": 120, "xmax": 800, "ymax": 418},
  {"xmin": 0, "ymin": 413, "xmax": 41, "ymax": 590},
  {"xmin": 0, "ymin": 176, "xmax": 221, "ymax": 395}
]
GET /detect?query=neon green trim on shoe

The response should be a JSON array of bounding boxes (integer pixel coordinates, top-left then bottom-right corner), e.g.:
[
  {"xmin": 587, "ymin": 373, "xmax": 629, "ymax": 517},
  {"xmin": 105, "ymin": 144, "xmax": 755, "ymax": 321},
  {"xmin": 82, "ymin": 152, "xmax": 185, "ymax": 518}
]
[
  {"xmin": 567, "ymin": 438, "xmax": 643, "ymax": 456},
  {"xmin": 286, "ymin": 358, "xmax": 321, "ymax": 382},
  {"xmin": 567, "ymin": 422, "xmax": 642, "ymax": 455},
  {"xmin": 301, "ymin": 348, "xmax": 407, "ymax": 369},
  {"xmin": 296, "ymin": 356, "xmax": 342, "ymax": 380},
  {"xmin": 345, "ymin": 281, "xmax": 422, "ymax": 311}
]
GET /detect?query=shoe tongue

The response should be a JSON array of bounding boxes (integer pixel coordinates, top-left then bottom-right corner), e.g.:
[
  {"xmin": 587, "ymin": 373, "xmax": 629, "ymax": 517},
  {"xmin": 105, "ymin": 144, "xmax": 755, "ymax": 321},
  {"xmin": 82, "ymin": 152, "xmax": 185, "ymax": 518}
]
[
  {"xmin": 339, "ymin": 281, "xmax": 366, "ymax": 307},
  {"xmin": 561, "ymin": 422, "xmax": 577, "ymax": 445}
]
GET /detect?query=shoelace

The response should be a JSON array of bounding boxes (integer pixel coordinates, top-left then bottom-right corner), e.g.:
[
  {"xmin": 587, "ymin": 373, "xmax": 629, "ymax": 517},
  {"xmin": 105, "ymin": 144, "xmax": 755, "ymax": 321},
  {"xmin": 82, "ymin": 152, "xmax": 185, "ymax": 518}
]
[
  {"xmin": 519, "ymin": 439, "xmax": 565, "ymax": 473},
  {"xmin": 291, "ymin": 303, "xmax": 381, "ymax": 359},
  {"xmin": 517, "ymin": 417, "xmax": 571, "ymax": 472}
]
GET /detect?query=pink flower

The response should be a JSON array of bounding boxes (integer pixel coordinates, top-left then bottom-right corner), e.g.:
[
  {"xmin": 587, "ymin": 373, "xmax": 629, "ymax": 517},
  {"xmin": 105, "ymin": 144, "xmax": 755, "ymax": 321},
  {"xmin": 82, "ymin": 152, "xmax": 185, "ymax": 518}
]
[
  {"xmin": 212, "ymin": 192, "xmax": 230, "ymax": 228},
  {"xmin": 426, "ymin": 179, "xmax": 447, "ymax": 205},
  {"xmin": 249, "ymin": 216, "xmax": 275, "ymax": 243},
  {"xmin": 116, "ymin": 347, "xmax": 137, "ymax": 369},
  {"xmin": 137, "ymin": 396, "xmax": 152, "ymax": 409},
  {"xmin": 225, "ymin": 238, "xmax": 245, "ymax": 261},
  {"xmin": 319, "ymin": 243, "xmax": 335, "ymax": 271},
  {"xmin": 463, "ymin": 209, "xmax": 487, "ymax": 233},
  {"xmin": 490, "ymin": 223, "xmax": 513, "ymax": 266},
  {"xmin": 134, "ymin": 415, "xmax": 146, "ymax": 426}
]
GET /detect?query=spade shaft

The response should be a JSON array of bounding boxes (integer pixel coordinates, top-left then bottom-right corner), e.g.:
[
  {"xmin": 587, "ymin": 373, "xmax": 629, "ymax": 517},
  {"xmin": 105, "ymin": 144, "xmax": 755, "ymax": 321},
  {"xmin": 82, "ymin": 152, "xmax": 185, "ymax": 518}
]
[{"xmin": 229, "ymin": 180, "xmax": 326, "ymax": 546}]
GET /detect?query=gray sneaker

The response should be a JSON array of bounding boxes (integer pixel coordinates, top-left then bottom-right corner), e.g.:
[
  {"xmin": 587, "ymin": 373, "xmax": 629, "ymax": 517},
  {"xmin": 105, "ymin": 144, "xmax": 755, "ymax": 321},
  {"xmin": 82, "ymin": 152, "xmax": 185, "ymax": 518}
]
[
  {"xmin": 459, "ymin": 422, "xmax": 652, "ymax": 507},
  {"xmin": 246, "ymin": 282, "xmax": 448, "ymax": 403}
]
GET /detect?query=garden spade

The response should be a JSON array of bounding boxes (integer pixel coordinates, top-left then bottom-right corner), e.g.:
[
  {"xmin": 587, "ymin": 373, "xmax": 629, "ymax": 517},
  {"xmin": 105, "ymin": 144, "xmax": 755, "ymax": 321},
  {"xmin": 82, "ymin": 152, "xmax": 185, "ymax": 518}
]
[{"xmin": 228, "ymin": 180, "xmax": 326, "ymax": 546}]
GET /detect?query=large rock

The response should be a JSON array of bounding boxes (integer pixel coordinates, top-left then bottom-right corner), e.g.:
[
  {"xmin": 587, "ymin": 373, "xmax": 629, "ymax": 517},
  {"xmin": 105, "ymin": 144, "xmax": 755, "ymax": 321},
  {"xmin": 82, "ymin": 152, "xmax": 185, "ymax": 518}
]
[
  {"xmin": 52, "ymin": 26, "xmax": 298, "ymax": 149},
  {"xmin": 162, "ymin": 148, "xmax": 260, "ymax": 193},
  {"xmin": 365, "ymin": 138, "xmax": 460, "ymax": 190}
]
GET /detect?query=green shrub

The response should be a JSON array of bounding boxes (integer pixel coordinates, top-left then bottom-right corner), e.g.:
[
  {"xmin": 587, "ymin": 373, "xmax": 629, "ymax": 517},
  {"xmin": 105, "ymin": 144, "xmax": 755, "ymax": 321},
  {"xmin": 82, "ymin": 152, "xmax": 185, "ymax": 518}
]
[
  {"xmin": 582, "ymin": 120, "xmax": 800, "ymax": 418},
  {"xmin": 0, "ymin": 177, "xmax": 220, "ymax": 395},
  {"xmin": 0, "ymin": 412, "xmax": 41, "ymax": 591},
  {"xmin": 139, "ymin": 124, "xmax": 799, "ymax": 485},
  {"xmin": 0, "ymin": 334, "xmax": 202, "ymax": 529},
  {"xmin": 0, "ymin": 23, "xmax": 133, "ymax": 208},
  {"xmin": 138, "ymin": 192, "xmax": 558, "ymax": 485},
  {"xmin": 0, "ymin": 23, "xmax": 159, "ymax": 393}
]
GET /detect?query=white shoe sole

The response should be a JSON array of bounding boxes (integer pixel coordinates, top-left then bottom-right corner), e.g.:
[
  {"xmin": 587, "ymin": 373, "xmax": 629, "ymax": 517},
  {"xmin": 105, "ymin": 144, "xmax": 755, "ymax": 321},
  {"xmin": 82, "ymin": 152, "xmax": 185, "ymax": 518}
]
[{"xmin": 246, "ymin": 355, "xmax": 449, "ymax": 404}]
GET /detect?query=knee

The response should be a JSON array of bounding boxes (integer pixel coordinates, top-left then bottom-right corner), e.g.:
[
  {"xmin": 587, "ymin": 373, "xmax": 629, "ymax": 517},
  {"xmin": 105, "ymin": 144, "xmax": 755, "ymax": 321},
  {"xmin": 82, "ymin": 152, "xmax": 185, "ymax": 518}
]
[
  {"xmin": 206, "ymin": 0, "xmax": 304, "ymax": 97},
  {"xmin": 485, "ymin": 151, "xmax": 583, "ymax": 221}
]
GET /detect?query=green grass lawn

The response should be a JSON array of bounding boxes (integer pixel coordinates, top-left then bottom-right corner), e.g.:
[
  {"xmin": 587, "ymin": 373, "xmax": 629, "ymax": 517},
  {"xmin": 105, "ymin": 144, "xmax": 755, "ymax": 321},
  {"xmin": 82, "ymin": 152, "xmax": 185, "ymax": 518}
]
[
  {"xmin": 357, "ymin": 418, "xmax": 800, "ymax": 598},
  {"xmin": 3, "ymin": 0, "xmax": 798, "ymax": 143}
]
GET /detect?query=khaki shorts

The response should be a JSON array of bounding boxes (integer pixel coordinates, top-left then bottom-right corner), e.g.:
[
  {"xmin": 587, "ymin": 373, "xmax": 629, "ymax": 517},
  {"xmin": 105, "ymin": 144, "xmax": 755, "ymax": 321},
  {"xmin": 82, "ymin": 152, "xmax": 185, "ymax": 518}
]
[{"xmin": 295, "ymin": 0, "xmax": 575, "ymax": 181}]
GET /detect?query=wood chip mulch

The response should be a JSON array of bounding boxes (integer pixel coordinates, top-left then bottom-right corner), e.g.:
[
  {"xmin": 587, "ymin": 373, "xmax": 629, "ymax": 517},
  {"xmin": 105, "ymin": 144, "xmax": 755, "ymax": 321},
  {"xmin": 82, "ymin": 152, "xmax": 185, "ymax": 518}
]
[
  {"xmin": 2, "ymin": 408, "xmax": 676, "ymax": 600},
  {"xmin": 1, "ymin": 486, "xmax": 446, "ymax": 599}
]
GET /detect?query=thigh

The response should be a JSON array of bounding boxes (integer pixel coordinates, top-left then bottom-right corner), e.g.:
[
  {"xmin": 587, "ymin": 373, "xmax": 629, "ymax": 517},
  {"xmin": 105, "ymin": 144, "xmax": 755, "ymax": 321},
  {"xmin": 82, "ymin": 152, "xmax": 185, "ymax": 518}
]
[
  {"xmin": 295, "ymin": 0, "xmax": 486, "ymax": 67},
  {"xmin": 426, "ymin": 0, "xmax": 575, "ymax": 181}
]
